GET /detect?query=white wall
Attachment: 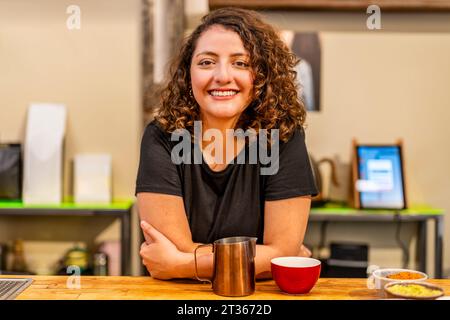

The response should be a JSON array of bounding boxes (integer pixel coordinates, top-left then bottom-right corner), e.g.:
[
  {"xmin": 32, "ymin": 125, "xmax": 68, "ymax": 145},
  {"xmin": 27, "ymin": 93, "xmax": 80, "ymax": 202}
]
[
  {"xmin": 262, "ymin": 11, "xmax": 450, "ymax": 277},
  {"xmin": 185, "ymin": 7, "xmax": 450, "ymax": 277},
  {"xmin": 0, "ymin": 0, "xmax": 142, "ymax": 275},
  {"xmin": 1, "ymin": 1, "xmax": 449, "ymax": 278}
]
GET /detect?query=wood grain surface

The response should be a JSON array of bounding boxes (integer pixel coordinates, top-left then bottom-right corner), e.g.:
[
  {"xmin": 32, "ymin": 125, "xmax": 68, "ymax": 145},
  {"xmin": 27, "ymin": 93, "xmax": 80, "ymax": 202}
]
[{"xmin": 2, "ymin": 275, "xmax": 450, "ymax": 300}]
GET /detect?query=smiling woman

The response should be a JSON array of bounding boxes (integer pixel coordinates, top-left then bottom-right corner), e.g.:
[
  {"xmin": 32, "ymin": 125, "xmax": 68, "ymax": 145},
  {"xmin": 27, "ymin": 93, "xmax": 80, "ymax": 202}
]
[{"xmin": 136, "ymin": 7, "xmax": 318, "ymax": 282}]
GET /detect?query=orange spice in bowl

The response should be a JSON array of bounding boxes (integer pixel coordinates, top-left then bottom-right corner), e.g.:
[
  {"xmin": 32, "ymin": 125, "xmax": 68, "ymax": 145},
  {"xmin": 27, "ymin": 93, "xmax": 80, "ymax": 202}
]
[{"xmin": 386, "ymin": 271, "xmax": 424, "ymax": 280}]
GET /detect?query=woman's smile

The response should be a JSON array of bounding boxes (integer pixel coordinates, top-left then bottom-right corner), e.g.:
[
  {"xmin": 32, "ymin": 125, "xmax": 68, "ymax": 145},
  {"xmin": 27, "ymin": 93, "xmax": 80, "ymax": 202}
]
[{"xmin": 208, "ymin": 88, "xmax": 240, "ymax": 100}]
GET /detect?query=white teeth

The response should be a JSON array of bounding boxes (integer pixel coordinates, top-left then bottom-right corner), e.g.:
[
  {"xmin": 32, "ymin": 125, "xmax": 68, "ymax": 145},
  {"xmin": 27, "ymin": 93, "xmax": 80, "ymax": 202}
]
[{"xmin": 210, "ymin": 90, "xmax": 237, "ymax": 97}]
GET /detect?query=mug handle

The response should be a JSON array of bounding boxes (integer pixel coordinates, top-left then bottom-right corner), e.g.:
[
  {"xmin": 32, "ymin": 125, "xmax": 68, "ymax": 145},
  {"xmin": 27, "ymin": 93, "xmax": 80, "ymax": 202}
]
[
  {"xmin": 366, "ymin": 275, "xmax": 376, "ymax": 289},
  {"xmin": 366, "ymin": 265, "xmax": 380, "ymax": 290},
  {"xmin": 194, "ymin": 244, "xmax": 213, "ymax": 284}
]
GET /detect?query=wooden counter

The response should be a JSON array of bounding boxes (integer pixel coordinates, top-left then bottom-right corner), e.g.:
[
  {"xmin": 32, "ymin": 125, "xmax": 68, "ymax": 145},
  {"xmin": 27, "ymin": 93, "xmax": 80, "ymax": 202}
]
[{"xmin": 2, "ymin": 275, "xmax": 450, "ymax": 300}]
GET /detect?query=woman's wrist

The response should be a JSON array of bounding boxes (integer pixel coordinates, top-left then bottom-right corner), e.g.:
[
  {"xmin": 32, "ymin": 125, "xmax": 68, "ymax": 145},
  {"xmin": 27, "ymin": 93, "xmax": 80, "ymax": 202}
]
[
  {"xmin": 174, "ymin": 251, "xmax": 196, "ymax": 279},
  {"xmin": 174, "ymin": 249, "xmax": 214, "ymax": 280}
]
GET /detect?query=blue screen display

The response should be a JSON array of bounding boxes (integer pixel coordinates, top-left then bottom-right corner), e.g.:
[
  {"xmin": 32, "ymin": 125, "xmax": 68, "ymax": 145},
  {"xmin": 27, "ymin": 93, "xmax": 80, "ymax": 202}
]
[{"xmin": 357, "ymin": 146, "xmax": 405, "ymax": 209}]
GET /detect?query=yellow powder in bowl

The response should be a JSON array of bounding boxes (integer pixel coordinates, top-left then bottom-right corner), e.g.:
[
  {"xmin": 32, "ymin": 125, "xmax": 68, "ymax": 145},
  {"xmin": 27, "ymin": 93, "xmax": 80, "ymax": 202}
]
[{"xmin": 387, "ymin": 283, "xmax": 443, "ymax": 298}]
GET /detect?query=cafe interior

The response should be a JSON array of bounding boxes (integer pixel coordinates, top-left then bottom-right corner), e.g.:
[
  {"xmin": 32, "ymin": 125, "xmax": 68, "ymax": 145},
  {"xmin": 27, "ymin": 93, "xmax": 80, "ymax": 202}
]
[{"xmin": 0, "ymin": 0, "xmax": 449, "ymax": 300}]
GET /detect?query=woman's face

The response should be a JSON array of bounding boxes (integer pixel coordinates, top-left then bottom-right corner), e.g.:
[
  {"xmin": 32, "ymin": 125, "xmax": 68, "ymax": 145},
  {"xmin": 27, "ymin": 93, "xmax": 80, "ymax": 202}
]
[{"xmin": 190, "ymin": 25, "xmax": 254, "ymax": 125}]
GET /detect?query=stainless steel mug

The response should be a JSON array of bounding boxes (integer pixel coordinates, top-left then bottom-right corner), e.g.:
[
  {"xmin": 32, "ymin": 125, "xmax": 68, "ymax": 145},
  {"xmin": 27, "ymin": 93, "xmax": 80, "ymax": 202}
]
[{"xmin": 194, "ymin": 236, "xmax": 257, "ymax": 297}]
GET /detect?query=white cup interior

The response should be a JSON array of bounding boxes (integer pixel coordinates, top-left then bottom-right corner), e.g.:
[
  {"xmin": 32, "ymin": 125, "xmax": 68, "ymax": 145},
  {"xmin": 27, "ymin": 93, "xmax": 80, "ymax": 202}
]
[{"xmin": 271, "ymin": 257, "xmax": 321, "ymax": 268}]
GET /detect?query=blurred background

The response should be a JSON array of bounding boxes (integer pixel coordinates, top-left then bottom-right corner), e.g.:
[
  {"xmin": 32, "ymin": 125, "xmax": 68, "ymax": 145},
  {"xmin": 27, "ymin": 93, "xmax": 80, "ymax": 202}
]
[{"xmin": 0, "ymin": 0, "xmax": 449, "ymax": 278}]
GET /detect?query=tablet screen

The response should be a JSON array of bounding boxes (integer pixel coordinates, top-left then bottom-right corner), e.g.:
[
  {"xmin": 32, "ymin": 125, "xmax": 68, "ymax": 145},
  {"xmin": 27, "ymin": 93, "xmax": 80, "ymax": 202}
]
[{"xmin": 356, "ymin": 145, "xmax": 406, "ymax": 209}]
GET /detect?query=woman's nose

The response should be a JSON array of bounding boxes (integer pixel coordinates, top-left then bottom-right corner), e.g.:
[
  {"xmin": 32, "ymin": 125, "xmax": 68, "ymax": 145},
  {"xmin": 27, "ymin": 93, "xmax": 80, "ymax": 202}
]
[{"xmin": 214, "ymin": 64, "xmax": 232, "ymax": 84}]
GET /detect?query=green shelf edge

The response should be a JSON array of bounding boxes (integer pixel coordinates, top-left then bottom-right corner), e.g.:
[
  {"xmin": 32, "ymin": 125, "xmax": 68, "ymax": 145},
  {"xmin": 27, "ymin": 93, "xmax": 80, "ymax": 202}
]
[
  {"xmin": 0, "ymin": 200, "xmax": 442, "ymax": 215},
  {"xmin": 0, "ymin": 199, "xmax": 134, "ymax": 210},
  {"xmin": 311, "ymin": 204, "xmax": 444, "ymax": 216}
]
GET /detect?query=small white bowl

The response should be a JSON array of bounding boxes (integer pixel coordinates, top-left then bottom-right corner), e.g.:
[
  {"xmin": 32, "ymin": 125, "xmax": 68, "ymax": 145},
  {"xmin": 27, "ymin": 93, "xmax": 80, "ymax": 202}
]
[{"xmin": 371, "ymin": 268, "xmax": 427, "ymax": 290}]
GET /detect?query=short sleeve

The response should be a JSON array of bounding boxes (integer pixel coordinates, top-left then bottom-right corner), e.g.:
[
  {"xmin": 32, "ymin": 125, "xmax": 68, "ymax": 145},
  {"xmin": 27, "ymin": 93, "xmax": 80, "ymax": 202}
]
[
  {"xmin": 264, "ymin": 128, "xmax": 318, "ymax": 201},
  {"xmin": 135, "ymin": 121, "xmax": 183, "ymax": 197}
]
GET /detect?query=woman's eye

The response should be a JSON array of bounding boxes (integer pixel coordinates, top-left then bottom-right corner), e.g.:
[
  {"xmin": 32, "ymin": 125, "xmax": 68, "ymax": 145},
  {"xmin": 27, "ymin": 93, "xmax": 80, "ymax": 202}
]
[
  {"xmin": 199, "ymin": 60, "xmax": 214, "ymax": 66},
  {"xmin": 234, "ymin": 61, "xmax": 250, "ymax": 68}
]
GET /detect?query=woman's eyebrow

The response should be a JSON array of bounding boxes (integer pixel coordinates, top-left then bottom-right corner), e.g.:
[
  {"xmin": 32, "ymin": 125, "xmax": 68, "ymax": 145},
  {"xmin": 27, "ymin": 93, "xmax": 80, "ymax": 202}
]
[{"xmin": 195, "ymin": 51, "xmax": 249, "ymax": 58}]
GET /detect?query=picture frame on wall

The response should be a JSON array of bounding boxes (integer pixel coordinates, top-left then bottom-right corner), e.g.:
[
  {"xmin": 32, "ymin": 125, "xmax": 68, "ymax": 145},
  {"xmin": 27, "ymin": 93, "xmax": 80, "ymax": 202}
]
[{"xmin": 281, "ymin": 31, "xmax": 321, "ymax": 112}]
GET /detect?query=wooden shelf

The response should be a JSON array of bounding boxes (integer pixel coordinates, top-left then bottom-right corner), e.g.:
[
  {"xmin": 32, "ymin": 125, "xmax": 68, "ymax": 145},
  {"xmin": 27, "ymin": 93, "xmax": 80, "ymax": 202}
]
[
  {"xmin": 0, "ymin": 201, "xmax": 134, "ymax": 276},
  {"xmin": 209, "ymin": 0, "xmax": 450, "ymax": 12}
]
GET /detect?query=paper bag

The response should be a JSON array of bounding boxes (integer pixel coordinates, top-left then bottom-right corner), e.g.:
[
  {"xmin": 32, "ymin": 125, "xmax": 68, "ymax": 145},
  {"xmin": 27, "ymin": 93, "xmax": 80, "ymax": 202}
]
[
  {"xmin": 23, "ymin": 103, "xmax": 67, "ymax": 204},
  {"xmin": 74, "ymin": 154, "xmax": 112, "ymax": 204}
]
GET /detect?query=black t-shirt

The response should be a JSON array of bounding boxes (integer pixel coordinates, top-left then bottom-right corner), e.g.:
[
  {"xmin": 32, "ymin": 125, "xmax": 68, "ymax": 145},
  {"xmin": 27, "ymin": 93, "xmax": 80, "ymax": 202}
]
[{"xmin": 135, "ymin": 120, "xmax": 318, "ymax": 244}]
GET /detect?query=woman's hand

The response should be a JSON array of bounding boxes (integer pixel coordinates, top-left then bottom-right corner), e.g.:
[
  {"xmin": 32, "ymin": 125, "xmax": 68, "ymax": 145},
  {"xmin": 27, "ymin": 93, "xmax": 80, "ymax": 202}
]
[
  {"xmin": 139, "ymin": 220, "xmax": 190, "ymax": 280},
  {"xmin": 299, "ymin": 244, "xmax": 312, "ymax": 257}
]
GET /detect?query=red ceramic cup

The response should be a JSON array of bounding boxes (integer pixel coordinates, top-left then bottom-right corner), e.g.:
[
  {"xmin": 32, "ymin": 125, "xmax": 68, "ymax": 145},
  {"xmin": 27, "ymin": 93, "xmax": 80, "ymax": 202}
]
[{"xmin": 271, "ymin": 257, "xmax": 321, "ymax": 294}]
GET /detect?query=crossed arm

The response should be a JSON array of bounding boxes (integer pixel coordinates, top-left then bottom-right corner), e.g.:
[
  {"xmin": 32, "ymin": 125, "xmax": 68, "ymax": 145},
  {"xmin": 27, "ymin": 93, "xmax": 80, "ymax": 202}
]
[{"xmin": 138, "ymin": 192, "xmax": 311, "ymax": 280}]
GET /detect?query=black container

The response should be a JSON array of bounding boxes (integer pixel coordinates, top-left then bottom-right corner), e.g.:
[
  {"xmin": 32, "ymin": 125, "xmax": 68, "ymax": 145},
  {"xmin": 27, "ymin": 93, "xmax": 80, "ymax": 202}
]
[
  {"xmin": 0, "ymin": 243, "xmax": 8, "ymax": 271},
  {"xmin": 322, "ymin": 242, "xmax": 369, "ymax": 278},
  {"xmin": 0, "ymin": 143, "xmax": 22, "ymax": 200}
]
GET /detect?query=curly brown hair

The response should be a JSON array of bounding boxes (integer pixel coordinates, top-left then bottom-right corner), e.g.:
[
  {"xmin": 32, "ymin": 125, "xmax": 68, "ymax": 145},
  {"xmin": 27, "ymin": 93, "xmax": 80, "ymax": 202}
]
[{"xmin": 155, "ymin": 7, "xmax": 306, "ymax": 143}]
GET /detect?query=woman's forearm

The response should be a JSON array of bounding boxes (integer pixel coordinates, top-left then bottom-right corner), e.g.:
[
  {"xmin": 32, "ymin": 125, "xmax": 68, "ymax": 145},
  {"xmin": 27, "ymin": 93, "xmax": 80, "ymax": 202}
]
[{"xmin": 255, "ymin": 244, "xmax": 284, "ymax": 279}]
